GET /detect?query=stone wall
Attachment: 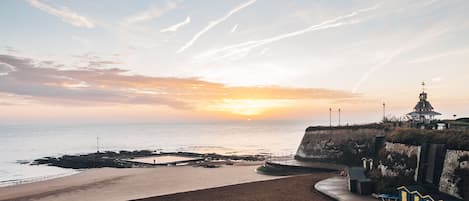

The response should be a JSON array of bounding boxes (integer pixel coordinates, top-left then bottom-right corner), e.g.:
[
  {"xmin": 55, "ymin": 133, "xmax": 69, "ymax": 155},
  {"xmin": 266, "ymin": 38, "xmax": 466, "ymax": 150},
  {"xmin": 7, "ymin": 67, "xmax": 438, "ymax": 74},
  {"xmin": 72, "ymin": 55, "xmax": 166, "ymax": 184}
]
[
  {"xmin": 295, "ymin": 127, "xmax": 384, "ymax": 165},
  {"xmin": 377, "ymin": 142, "xmax": 420, "ymax": 181},
  {"xmin": 439, "ymin": 150, "xmax": 469, "ymax": 199}
]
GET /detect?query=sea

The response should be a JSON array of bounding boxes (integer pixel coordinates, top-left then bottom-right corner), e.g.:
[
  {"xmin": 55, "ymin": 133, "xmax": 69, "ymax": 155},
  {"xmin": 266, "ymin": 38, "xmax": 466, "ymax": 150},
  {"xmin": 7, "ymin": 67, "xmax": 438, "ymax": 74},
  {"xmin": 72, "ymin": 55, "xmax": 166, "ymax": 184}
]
[{"xmin": 0, "ymin": 120, "xmax": 312, "ymax": 187}]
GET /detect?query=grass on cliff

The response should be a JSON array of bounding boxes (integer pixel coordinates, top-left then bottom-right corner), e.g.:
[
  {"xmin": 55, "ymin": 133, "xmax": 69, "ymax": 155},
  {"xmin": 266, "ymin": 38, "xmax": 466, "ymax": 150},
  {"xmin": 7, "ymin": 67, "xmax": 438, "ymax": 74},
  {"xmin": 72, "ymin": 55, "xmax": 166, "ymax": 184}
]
[{"xmin": 386, "ymin": 128, "xmax": 469, "ymax": 150}]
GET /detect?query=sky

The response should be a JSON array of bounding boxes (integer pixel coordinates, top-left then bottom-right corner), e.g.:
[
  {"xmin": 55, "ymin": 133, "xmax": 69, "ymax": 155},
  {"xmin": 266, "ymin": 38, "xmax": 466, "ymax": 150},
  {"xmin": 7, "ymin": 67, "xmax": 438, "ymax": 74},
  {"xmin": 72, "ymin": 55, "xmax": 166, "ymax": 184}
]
[{"xmin": 0, "ymin": 0, "xmax": 468, "ymax": 124}]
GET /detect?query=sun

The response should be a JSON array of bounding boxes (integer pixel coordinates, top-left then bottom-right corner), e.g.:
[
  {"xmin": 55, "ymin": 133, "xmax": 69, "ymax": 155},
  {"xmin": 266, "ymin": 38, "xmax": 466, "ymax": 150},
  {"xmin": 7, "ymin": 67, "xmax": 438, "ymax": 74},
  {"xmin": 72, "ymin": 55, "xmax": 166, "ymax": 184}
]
[{"xmin": 203, "ymin": 99, "xmax": 292, "ymax": 117}]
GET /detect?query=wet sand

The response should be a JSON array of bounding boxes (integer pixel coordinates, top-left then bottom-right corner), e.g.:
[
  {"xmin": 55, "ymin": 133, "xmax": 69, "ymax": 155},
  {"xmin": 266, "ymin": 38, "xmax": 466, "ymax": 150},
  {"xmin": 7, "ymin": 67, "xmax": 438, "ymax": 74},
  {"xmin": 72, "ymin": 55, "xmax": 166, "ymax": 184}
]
[
  {"xmin": 135, "ymin": 173, "xmax": 335, "ymax": 201},
  {"xmin": 0, "ymin": 164, "xmax": 282, "ymax": 201}
]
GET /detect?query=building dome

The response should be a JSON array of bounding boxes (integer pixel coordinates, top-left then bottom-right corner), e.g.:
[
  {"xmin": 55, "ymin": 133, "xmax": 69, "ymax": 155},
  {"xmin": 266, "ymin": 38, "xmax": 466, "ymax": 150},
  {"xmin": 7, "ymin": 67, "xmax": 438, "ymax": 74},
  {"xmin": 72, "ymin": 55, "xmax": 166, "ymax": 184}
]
[{"xmin": 407, "ymin": 86, "xmax": 441, "ymax": 123}]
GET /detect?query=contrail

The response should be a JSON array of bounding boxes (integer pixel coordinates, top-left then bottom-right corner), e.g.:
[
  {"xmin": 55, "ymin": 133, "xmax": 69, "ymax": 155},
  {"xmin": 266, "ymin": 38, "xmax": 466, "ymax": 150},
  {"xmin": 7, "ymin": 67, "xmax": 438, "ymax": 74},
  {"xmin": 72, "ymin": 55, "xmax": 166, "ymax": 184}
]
[
  {"xmin": 161, "ymin": 16, "xmax": 191, "ymax": 32},
  {"xmin": 231, "ymin": 24, "xmax": 239, "ymax": 33},
  {"xmin": 194, "ymin": 5, "xmax": 379, "ymax": 62},
  {"xmin": 177, "ymin": 0, "xmax": 256, "ymax": 53},
  {"xmin": 27, "ymin": 0, "xmax": 95, "ymax": 28},
  {"xmin": 351, "ymin": 26, "xmax": 449, "ymax": 93}
]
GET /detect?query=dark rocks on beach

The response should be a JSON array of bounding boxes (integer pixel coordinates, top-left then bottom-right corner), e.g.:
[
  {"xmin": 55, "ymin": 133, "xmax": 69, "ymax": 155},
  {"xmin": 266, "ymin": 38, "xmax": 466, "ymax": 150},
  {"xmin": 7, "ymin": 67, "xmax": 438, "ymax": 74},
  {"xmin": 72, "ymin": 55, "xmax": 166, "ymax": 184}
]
[{"xmin": 32, "ymin": 150, "xmax": 267, "ymax": 169}]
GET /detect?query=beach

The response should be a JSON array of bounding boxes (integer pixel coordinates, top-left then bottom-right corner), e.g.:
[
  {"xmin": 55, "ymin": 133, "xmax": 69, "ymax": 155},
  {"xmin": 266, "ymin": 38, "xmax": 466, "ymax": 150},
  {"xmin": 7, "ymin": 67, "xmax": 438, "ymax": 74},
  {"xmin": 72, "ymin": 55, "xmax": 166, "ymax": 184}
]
[
  {"xmin": 0, "ymin": 163, "xmax": 288, "ymax": 201},
  {"xmin": 136, "ymin": 173, "xmax": 334, "ymax": 201},
  {"xmin": 0, "ymin": 122, "xmax": 307, "ymax": 183}
]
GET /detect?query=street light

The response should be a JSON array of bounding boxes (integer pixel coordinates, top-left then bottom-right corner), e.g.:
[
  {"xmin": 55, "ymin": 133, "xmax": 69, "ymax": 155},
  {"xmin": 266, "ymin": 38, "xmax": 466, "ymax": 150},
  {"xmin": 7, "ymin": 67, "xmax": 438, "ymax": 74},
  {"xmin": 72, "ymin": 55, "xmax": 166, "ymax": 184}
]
[
  {"xmin": 338, "ymin": 108, "xmax": 341, "ymax": 127},
  {"xmin": 382, "ymin": 102, "xmax": 386, "ymax": 122}
]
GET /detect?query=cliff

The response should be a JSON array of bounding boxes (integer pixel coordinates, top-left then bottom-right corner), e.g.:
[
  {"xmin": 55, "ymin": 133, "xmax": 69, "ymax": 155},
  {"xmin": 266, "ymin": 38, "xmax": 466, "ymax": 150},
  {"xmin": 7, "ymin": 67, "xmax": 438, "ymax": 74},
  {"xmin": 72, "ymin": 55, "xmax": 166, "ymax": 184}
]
[
  {"xmin": 295, "ymin": 125, "xmax": 469, "ymax": 199},
  {"xmin": 295, "ymin": 125, "xmax": 385, "ymax": 166}
]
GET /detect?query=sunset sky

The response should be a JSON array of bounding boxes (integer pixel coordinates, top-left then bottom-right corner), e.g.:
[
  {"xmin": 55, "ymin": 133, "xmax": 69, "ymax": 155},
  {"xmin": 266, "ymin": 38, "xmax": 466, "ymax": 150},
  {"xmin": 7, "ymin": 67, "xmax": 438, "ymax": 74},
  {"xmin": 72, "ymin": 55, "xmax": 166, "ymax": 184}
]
[{"xmin": 1, "ymin": 0, "xmax": 468, "ymax": 124}]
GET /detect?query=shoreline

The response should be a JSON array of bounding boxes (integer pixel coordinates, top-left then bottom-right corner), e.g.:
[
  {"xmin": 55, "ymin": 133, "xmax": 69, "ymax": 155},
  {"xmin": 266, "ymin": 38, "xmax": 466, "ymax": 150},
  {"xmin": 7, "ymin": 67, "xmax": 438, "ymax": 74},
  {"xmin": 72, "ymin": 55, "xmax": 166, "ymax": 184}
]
[
  {"xmin": 0, "ymin": 150, "xmax": 270, "ymax": 188},
  {"xmin": 0, "ymin": 170, "xmax": 79, "ymax": 188},
  {"xmin": 0, "ymin": 162, "xmax": 285, "ymax": 201}
]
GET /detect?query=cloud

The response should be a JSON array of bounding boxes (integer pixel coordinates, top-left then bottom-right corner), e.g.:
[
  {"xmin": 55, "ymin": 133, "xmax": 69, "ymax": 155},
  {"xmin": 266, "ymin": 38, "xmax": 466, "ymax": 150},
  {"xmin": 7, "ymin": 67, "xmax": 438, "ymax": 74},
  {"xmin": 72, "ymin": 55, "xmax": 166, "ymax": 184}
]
[
  {"xmin": 177, "ymin": 0, "xmax": 257, "ymax": 53},
  {"xmin": 230, "ymin": 24, "xmax": 239, "ymax": 33},
  {"xmin": 406, "ymin": 48, "xmax": 469, "ymax": 64},
  {"xmin": 194, "ymin": 5, "xmax": 378, "ymax": 62},
  {"xmin": 160, "ymin": 16, "xmax": 191, "ymax": 32},
  {"xmin": 122, "ymin": 1, "xmax": 179, "ymax": 25},
  {"xmin": 351, "ymin": 25, "xmax": 450, "ymax": 93},
  {"xmin": 72, "ymin": 53, "xmax": 122, "ymax": 68},
  {"xmin": 0, "ymin": 62, "xmax": 16, "ymax": 76},
  {"xmin": 27, "ymin": 0, "xmax": 94, "ymax": 28},
  {"xmin": 3, "ymin": 46, "xmax": 19, "ymax": 53},
  {"xmin": 0, "ymin": 54, "xmax": 354, "ymax": 112},
  {"xmin": 0, "ymin": 93, "xmax": 33, "ymax": 105},
  {"xmin": 431, "ymin": 76, "xmax": 443, "ymax": 82}
]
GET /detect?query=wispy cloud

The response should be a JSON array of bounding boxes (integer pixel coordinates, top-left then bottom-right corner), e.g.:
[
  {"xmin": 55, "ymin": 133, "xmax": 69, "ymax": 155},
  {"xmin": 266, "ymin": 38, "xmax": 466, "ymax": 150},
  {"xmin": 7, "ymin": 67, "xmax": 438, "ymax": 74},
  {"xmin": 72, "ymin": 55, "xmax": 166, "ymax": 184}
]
[
  {"xmin": 0, "ymin": 54, "xmax": 354, "ymax": 111},
  {"xmin": 431, "ymin": 76, "xmax": 443, "ymax": 83},
  {"xmin": 161, "ymin": 16, "xmax": 191, "ymax": 32},
  {"xmin": 122, "ymin": 1, "xmax": 179, "ymax": 25},
  {"xmin": 352, "ymin": 25, "xmax": 450, "ymax": 93},
  {"xmin": 194, "ymin": 5, "xmax": 378, "ymax": 62},
  {"xmin": 230, "ymin": 24, "xmax": 239, "ymax": 33},
  {"xmin": 407, "ymin": 48, "xmax": 469, "ymax": 64},
  {"xmin": 177, "ymin": 0, "xmax": 257, "ymax": 53},
  {"xmin": 0, "ymin": 62, "xmax": 16, "ymax": 76},
  {"xmin": 27, "ymin": 0, "xmax": 94, "ymax": 28},
  {"xmin": 3, "ymin": 46, "xmax": 20, "ymax": 53},
  {"xmin": 0, "ymin": 93, "xmax": 32, "ymax": 105}
]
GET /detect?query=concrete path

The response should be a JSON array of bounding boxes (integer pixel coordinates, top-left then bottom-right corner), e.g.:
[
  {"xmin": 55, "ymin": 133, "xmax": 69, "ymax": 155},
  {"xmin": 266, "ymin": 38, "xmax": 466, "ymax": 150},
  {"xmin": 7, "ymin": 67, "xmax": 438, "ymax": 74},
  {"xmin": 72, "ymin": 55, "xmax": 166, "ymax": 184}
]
[
  {"xmin": 267, "ymin": 159, "xmax": 346, "ymax": 171},
  {"xmin": 314, "ymin": 176, "xmax": 376, "ymax": 201}
]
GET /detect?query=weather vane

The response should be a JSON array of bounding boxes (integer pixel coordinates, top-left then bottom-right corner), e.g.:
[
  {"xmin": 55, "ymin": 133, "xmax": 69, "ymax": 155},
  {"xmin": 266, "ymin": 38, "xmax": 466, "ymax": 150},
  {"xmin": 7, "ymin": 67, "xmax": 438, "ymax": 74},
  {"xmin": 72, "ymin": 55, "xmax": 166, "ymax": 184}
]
[{"xmin": 421, "ymin": 81, "xmax": 426, "ymax": 92}]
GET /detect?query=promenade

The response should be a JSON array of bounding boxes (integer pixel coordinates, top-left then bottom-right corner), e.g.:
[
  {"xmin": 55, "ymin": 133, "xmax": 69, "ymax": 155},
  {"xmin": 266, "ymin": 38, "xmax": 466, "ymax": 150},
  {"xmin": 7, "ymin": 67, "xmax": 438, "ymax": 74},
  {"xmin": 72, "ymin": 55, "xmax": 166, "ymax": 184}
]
[{"xmin": 314, "ymin": 176, "xmax": 376, "ymax": 201}]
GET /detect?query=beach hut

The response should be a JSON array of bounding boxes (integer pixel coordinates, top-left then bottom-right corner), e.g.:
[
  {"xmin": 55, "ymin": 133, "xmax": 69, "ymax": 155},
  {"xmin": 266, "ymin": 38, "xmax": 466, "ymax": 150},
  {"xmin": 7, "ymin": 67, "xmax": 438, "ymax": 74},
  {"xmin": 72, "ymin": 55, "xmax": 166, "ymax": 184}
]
[
  {"xmin": 397, "ymin": 186, "xmax": 463, "ymax": 201},
  {"xmin": 361, "ymin": 157, "xmax": 373, "ymax": 171},
  {"xmin": 398, "ymin": 186, "xmax": 435, "ymax": 201}
]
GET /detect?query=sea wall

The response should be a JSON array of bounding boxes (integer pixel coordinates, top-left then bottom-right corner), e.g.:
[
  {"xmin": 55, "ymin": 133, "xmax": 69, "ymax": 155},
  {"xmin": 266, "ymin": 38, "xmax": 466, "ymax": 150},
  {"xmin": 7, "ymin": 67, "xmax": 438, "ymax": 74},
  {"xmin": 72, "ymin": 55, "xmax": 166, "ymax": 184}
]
[
  {"xmin": 295, "ymin": 126, "xmax": 385, "ymax": 166},
  {"xmin": 439, "ymin": 150, "xmax": 469, "ymax": 199},
  {"xmin": 295, "ymin": 126, "xmax": 468, "ymax": 197},
  {"xmin": 377, "ymin": 142, "xmax": 420, "ymax": 181}
]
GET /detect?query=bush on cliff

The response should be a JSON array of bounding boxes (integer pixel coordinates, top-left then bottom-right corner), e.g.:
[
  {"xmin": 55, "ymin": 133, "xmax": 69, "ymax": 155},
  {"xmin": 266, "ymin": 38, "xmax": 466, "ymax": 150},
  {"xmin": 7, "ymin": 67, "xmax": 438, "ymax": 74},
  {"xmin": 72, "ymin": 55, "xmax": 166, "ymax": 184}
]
[
  {"xmin": 305, "ymin": 123, "xmax": 386, "ymax": 132},
  {"xmin": 386, "ymin": 128, "xmax": 469, "ymax": 150}
]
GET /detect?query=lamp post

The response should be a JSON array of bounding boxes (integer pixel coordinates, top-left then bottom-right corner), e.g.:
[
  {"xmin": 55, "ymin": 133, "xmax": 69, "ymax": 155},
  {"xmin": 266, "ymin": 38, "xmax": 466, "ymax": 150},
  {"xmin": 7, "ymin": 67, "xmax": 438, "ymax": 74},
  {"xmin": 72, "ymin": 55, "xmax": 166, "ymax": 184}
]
[
  {"xmin": 338, "ymin": 108, "xmax": 341, "ymax": 127},
  {"xmin": 96, "ymin": 136, "xmax": 100, "ymax": 153},
  {"xmin": 383, "ymin": 102, "xmax": 386, "ymax": 122},
  {"xmin": 329, "ymin": 108, "xmax": 332, "ymax": 128}
]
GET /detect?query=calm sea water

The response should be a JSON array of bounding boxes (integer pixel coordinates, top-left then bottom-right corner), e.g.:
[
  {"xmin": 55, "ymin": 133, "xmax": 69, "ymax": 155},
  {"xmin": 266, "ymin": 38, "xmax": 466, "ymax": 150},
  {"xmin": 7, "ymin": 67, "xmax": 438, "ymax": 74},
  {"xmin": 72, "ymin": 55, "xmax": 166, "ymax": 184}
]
[{"xmin": 0, "ymin": 121, "xmax": 310, "ymax": 186}]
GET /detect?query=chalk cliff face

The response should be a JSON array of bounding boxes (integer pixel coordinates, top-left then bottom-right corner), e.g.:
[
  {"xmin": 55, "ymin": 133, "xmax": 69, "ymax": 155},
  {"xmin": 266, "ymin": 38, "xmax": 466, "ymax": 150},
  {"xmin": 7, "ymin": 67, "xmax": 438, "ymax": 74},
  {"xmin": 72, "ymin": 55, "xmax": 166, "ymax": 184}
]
[
  {"xmin": 378, "ymin": 142, "xmax": 420, "ymax": 180},
  {"xmin": 439, "ymin": 150, "xmax": 469, "ymax": 200},
  {"xmin": 295, "ymin": 126, "xmax": 468, "ymax": 199},
  {"xmin": 295, "ymin": 127, "xmax": 384, "ymax": 165}
]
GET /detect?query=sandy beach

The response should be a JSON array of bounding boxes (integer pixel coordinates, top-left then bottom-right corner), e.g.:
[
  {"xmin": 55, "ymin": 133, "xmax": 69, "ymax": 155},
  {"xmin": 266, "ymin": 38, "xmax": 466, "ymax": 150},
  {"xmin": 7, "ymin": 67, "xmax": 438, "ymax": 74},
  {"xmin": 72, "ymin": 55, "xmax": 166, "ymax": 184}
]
[
  {"xmin": 136, "ymin": 173, "xmax": 334, "ymax": 201},
  {"xmin": 0, "ymin": 164, "xmax": 282, "ymax": 201}
]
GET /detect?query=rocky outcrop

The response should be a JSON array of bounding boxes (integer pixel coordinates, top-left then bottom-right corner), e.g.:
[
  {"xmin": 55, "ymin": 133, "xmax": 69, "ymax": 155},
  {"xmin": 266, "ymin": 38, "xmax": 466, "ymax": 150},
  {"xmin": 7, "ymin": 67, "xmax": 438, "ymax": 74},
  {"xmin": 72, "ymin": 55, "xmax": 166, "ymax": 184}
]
[
  {"xmin": 439, "ymin": 150, "xmax": 469, "ymax": 199},
  {"xmin": 377, "ymin": 142, "xmax": 420, "ymax": 180},
  {"xmin": 295, "ymin": 126, "xmax": 384, "ymax": 166}
]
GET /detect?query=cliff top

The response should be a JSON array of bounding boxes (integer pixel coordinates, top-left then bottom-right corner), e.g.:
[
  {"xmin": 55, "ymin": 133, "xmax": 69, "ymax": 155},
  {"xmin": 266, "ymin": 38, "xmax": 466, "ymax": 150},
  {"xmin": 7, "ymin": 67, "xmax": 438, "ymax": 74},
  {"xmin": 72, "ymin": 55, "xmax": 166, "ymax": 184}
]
[
  {"xmin": 386, "ymin": 128, "xmax": 469, "ymax": 150},
  {"xmin": 305, "ymin": 123, "xmax": 386, "ymax": 132}
]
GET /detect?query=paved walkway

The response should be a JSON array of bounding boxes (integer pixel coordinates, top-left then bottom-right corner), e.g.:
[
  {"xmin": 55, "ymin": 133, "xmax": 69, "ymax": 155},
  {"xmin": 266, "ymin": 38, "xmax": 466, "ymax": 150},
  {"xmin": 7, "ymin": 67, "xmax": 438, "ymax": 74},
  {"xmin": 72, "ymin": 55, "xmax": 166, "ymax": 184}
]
[
  {"xmin": 266, "ymin": 159, "xmax": 346, "ymax": 171},
  {"xmin": 314, "ymin": 176, "xmax": 376, "ymax": 201}
]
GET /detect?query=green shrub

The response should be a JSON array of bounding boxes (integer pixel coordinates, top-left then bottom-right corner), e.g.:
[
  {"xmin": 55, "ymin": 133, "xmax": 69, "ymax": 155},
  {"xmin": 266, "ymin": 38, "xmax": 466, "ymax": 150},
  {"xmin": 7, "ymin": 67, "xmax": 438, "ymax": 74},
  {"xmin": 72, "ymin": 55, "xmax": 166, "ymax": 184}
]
[{"xmin": 386, "ymin": 128, "xmax": 469, "ymax": 150}]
